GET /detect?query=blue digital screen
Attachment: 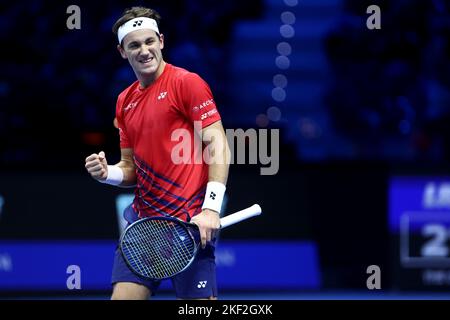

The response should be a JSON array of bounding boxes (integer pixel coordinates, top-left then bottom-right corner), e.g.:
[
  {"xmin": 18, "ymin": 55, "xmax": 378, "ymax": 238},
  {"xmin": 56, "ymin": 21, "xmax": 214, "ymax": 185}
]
[
  {"xmin": 0, "ymin": 240, "xmax": 320, "ymax": 291},
  {"xmin": 389, "ymin": 177, "xmax": 450, "ymax": 232},
  {"xmin": 389, "ymin": 176, "xmax": 450, "ymax": 269}
]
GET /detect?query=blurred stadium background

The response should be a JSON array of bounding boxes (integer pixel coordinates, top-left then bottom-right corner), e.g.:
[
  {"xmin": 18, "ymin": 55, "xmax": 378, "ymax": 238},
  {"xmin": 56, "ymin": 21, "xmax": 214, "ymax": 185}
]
[{"xmin": 1, "ymin": 0, "xmax": 450, "ymax": 299}]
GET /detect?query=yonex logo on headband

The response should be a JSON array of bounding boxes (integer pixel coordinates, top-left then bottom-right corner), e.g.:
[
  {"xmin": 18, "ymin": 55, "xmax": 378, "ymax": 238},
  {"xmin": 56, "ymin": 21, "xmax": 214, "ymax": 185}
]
[
  {"xmin": 133, "ymin": 20, "xmax": 143, "ymax": 27},
  {"xmin": 118, "ymin": 17, "xmax": 160, "ymax": 44}
]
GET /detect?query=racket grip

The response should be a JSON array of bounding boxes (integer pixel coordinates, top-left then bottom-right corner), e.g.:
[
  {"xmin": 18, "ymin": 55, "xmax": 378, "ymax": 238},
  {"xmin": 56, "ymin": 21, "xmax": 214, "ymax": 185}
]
[{"xmin": 220, "ymin": 204, "xmax": 262, "ymax": 229}]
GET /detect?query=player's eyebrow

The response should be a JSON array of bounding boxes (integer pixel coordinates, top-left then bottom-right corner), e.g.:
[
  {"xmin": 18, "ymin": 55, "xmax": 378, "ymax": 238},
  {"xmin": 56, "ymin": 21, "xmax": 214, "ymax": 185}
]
[
  {"xmin": 127, "ymin": 41, "xmax": 140, "ymax": 48},
  {"xmin": 127, "ymin": 37, "xmax": 156, "ymax": 48}
]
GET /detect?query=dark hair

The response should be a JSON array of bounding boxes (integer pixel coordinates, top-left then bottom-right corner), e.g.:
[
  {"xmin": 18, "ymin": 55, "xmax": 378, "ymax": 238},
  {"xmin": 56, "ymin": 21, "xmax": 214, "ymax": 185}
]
[{"xmin": 112, "ymin": 6, "xmax": 162, "ymax": 44}]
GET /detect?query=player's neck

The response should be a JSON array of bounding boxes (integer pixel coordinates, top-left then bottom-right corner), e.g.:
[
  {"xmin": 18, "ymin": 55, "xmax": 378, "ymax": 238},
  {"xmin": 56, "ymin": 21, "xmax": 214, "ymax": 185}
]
[{"xmin": 138, "ymin": 60, "xmax": 167, "ymax": 89}]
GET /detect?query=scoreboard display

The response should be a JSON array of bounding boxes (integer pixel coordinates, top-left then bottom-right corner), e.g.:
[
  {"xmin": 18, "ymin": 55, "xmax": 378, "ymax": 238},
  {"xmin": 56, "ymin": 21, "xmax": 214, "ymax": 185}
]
[{"xmin": 390, "ymin": 177, "xmax": 450, "ymax": 290}]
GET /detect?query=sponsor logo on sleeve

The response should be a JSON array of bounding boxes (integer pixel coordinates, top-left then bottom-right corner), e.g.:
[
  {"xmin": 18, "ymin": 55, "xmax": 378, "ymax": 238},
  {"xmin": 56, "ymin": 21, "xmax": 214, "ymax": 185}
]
[
  {"xmin": 200, "ymin": 109, "xmax": 217, "ymax": 120},
  {"xmin": 192, "ymin": 99, "xmax": 215, "ymax": 113}
]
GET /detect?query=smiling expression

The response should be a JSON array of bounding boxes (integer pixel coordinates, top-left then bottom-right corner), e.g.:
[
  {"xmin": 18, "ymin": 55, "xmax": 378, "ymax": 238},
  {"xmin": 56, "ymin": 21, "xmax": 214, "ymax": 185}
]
[{"xmin": 118, "ymin": 29, "xmax": 165, "ymax": 87}]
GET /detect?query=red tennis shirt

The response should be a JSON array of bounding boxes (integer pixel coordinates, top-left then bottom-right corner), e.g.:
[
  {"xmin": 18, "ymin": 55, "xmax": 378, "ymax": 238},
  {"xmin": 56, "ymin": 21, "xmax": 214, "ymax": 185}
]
[{"xmin": 115, "ymin": 63, "xmax": 221, "ymax": 221}]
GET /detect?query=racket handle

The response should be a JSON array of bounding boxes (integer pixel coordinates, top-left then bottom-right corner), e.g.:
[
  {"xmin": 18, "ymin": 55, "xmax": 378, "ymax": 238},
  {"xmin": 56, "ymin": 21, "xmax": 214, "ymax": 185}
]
[{"xmin": 220, "ymin": 204, "xmax": 262, "ymax": 229}]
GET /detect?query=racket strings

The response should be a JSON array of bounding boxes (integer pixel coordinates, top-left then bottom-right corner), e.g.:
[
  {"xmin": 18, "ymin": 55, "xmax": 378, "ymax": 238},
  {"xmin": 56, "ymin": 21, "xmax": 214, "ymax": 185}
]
[
  {"xmin": 123, "ymin": 225, "xmax": 166, "ymax": 278},
  {"xmin": 127, "ymin": 223, "xmax": 165, "ymax": 276},
  {"xmin": 122, "ymin": 218, "xmax": 196, "ymax": 279},
  {"xmin": 125, "ymin": 221, "xmax": 175, "ymax": 277},
  {"xmin": 169, "ymin": 221, "xmax": 195, "ymax": 266},
  {"xmin": 149, "ymin": 220, "xmax": 195, "ymax": 277},
  {"xmin": 140, "ymin": 220, "xmax": 189, "ymax": 276}
]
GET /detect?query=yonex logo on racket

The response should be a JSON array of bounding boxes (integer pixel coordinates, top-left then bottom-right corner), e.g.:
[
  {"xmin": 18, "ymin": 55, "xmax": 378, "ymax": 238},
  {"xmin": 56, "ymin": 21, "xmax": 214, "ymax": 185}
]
[
  {"xmin": 133, "ymin": 20, "xmax": 143, "ymax": 27},
  {"xmin": 197, "ymin": 280, "xmax": 207, "ymax": 288}
]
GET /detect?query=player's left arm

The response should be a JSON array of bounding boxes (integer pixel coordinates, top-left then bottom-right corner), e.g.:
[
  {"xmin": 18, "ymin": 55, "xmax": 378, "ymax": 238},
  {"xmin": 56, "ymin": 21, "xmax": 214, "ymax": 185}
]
[
  {"xmin": 190, "ymin": 120, "xmax": 230, "ymax": 248},
  {"xmin": 201, "ymin": 120, "xmax": 230, "ymax": 185}
]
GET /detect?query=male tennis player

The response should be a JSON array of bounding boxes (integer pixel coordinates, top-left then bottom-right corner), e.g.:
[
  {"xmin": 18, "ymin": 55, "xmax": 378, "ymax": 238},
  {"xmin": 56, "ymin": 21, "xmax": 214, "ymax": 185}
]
[{"xmin": 85, "ymin": 7, "xmax": 230, "ymax": 300}]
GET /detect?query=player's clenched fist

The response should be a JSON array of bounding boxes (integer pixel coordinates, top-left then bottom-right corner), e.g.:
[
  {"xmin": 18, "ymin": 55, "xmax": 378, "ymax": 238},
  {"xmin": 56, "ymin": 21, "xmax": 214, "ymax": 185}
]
[{"xmin": 85, "ymin": 151, "xmax": 108, "ymax": 181}]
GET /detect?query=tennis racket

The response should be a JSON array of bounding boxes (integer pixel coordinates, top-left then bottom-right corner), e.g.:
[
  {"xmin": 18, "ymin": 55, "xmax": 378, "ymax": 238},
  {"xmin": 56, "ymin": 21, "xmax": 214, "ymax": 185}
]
[{"xmin": 119, "ymin": 204, "xmax": 262, "ymax": 280}]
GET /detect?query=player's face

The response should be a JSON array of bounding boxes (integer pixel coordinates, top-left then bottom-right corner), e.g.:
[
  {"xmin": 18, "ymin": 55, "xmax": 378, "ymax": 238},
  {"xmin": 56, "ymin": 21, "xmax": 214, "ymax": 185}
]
[{"xmin": 118, "ymin": 29, "xmax": 165, "ymax": 83}]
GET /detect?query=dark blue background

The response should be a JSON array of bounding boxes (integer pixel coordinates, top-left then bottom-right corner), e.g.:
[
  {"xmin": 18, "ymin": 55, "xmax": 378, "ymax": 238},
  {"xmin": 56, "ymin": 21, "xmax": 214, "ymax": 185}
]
[{"xmin": 1, "ymin": 0, "xmax": 450, "ymax": 295}]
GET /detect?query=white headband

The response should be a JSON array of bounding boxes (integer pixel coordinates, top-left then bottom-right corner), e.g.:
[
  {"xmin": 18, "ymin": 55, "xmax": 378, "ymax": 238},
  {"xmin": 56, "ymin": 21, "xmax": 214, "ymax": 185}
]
[{"xmin": 117, "ymin": 17, "xmax": 160, "ymax": 44}]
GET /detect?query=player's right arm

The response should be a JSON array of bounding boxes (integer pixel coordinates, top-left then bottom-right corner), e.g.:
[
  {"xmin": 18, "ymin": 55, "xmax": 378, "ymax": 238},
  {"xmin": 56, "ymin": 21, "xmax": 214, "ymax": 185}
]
[{"xmin": 85, "ymin": 148, "xmax": 136, "ymax": 187}]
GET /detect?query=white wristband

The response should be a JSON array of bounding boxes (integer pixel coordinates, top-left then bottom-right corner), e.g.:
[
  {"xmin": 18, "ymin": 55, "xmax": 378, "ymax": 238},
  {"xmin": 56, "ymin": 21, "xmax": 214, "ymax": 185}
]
[
  {"xmin": 201, "ymin": 181, "xmax": 226, "ymax": 214},
  {"xmin": 99, "ymin": 165, "xmax": 124, "ymax": 186}
]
